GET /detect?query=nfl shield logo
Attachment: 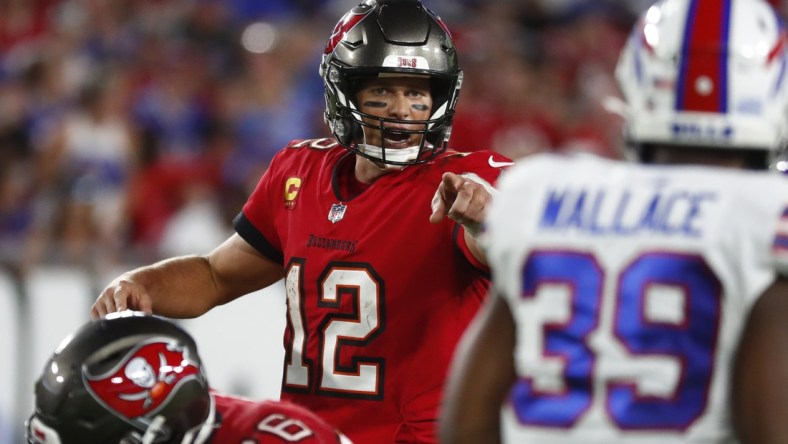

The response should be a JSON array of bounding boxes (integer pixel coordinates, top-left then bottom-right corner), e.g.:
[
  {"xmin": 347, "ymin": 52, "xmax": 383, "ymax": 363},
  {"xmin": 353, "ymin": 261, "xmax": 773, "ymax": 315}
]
[{"xmin": 328, "ymin": 203, "xmax": 347, "ymax": 223}]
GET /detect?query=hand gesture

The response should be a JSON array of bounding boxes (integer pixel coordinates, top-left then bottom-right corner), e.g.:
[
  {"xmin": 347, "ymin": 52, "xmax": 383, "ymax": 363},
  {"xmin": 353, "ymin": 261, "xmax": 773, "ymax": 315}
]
[
  {"xmin": 91, "ymin": 274, "xmax": 153, "ymax": 319},
  {"xmin": 429, "ymin": 172, "xmax": 492, "ymax": 237}
]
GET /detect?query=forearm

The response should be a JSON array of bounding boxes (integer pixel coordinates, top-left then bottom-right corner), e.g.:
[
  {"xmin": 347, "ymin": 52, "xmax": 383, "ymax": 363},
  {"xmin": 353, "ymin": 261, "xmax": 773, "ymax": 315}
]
[
  {"xmin": 124, "ymin": 255, "xmax": 220, "ymax": 318},
  {"xmin": 94, "ymin": 234, "xmax": 284, "ymax": 320}
]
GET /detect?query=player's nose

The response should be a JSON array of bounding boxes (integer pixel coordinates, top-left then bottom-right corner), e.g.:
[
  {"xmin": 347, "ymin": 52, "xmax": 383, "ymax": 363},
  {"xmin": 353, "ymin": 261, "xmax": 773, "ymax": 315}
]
[{"xmin": 389, "ymin": 93, "xmax": 410, "ymax": 120}]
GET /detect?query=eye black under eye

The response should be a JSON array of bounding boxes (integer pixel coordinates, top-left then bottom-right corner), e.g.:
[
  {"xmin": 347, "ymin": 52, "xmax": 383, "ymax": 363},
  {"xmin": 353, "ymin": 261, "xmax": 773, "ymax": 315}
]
[{"xmin": 363, "ymin": 100, "xmax": 387, "ymax": 108}]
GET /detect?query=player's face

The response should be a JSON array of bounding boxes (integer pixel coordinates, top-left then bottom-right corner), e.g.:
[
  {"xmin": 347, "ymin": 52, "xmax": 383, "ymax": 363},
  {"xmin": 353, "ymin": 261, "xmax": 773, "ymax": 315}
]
[{"xmin": 355, "ymin": 76, "xmax": 433, "ymax": 149}]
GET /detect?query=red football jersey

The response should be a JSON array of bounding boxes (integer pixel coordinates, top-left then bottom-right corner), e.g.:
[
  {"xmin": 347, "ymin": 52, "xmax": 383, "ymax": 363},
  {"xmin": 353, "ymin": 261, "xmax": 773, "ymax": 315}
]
[
  {"xmin": 235, "ymin": 138, "xmax": 511, "ymax": 443},
  {"xmin": 211, "ymin": 393, "xmax": 349, "ymax": 443}
]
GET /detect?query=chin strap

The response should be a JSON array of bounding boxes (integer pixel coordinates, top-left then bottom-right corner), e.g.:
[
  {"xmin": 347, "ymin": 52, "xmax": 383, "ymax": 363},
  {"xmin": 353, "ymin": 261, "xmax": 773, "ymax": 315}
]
[{"xmin": 358, "ymin": 143, "xmax": 421, "ymax": 166}]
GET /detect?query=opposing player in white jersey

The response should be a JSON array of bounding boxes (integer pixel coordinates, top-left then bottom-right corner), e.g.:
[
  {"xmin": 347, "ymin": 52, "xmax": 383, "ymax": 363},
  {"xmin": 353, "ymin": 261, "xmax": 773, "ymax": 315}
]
[{"xmin": 439, "ymin": 0, "xmax": 788, "ymax": 443}]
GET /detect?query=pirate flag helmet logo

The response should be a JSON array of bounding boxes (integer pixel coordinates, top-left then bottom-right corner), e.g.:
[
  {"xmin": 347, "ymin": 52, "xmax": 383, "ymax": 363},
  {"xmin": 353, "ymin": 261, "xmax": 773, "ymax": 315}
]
[
  {"xmin": 84, "ymin": 338, "xmax": 202, "ymax": 419},
  {"xmin": 27, "ymin": 311, "xmax": 215, "ymax": 444}
]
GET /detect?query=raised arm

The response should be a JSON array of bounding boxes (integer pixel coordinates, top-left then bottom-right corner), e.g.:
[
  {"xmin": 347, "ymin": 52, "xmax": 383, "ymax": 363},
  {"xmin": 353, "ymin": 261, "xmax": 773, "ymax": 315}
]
[
  {"xmin": 91, "ymin": 233, "xmax": 284, "ymax": 319},
  {"xmin": 439, "ymin": 290, "xmax": 516, "ymax": 444}
]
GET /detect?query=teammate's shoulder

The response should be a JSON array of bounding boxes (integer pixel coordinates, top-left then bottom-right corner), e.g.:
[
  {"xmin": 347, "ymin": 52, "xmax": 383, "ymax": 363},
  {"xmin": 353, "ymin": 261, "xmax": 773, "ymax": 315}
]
[
  {"xmin": 212, "ymin": 393, "xmax": 300, "ymax": 421},
  {"xmin": 214, "ymin": 393, "xmax": 317, "ymax": 419}
]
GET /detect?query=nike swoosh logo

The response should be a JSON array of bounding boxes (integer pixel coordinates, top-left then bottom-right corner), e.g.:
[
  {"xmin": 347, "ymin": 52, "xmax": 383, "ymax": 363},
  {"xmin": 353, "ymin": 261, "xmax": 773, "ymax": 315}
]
[{"xmin": 488, "ymin": 155, "xmax": 515, "ymax": 168}]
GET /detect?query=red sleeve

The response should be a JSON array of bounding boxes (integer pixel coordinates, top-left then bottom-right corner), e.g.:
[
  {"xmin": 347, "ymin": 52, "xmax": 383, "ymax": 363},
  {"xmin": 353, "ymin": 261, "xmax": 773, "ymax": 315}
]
[
  {"xmin": 233, "ymin": 147, "xmax": 289, "ymax": 264},
  {"xmin": 233, "ymin": 138, "xmax": 343, "ymax": 264}
]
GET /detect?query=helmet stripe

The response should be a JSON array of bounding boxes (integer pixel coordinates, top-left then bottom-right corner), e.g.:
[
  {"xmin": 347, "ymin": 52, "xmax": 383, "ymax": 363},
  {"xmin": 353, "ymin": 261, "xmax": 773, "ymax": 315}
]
[
  {"xmin": 675, "ymin": 0, "xmax": 732, "ymax": 113},
  {"xmin": 770, "ymin": 14, "xmax": 788, "ymax": 96},
  {"xmin": 772, "ymin": 51, "xmax": 787, "ymax": 97}
]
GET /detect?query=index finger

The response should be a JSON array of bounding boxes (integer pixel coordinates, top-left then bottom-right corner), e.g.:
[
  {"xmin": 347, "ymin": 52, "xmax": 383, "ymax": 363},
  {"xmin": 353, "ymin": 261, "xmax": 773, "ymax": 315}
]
[
  {"xmin": 441, "ymin": 172, "xmax": 465, "ymax": 195},
  {"xmin": 90, "ymin": 288, "xmax": 115, "ymax": 319},
  {"xmin": 431, "ymin": 173, "xmax": 462, "ymax": 224}
]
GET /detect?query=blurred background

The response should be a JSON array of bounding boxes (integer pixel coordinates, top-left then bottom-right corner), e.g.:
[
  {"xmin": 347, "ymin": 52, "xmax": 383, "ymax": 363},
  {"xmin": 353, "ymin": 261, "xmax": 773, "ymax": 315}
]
[{"xmin": 1, "ymin": 0, "xmax": 782, "ymax": 442}]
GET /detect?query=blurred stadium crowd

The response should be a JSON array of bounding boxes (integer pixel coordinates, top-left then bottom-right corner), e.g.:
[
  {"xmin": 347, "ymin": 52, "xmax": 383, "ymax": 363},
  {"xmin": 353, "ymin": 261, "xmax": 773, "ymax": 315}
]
[{"xmin": 0, "ymin": 0, "xmax": 674, "ymax": 275}]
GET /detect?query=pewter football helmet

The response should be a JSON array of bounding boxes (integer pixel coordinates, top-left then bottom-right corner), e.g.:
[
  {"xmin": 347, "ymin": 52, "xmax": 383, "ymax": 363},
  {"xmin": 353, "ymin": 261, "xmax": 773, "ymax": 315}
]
[
  {"xmin": 27, "ymin": 312, "xmax": 215, "ymax": 444},
  {"xmin": 320, "ymin": 0, "xmax": 463, "ymax": 166}
]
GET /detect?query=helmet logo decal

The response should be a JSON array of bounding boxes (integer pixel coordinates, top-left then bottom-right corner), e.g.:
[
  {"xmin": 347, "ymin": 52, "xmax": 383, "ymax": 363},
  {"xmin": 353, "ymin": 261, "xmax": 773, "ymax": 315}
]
[
  {"xmin": 433, "ymin": 15, "xmax": 453, "ymax": 41},
  {"xmin": 675, "ymin": 0, "xmax": 731, "ymax": 112},
  {"xmin": 767, "ymin": 28, "xmax": 788, "ymax": 64},
  {"xmin": 382, "ymin": 55, "xmax": 430, "ymax": 70},
  {"xmin": 84, "ymin": 339, "xmax": 201, "ymax": 419},
  {"xmin": 399, "ymin": 57, "xmax": 417, "ymax": 68},
  {"xmin": 325, "ymin": 7, "xmax": 371, "ymax": 55},
  {"xmin": 770, "ymin": 30, "xmax": 788, "ymax": 96}
]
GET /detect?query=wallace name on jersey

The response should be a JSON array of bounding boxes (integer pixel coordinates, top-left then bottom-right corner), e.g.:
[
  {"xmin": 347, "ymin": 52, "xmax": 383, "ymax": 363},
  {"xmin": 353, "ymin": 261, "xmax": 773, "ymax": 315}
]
[{"xmin": 538, "ymin": 185, "xmax": 717, "ymax": 237}]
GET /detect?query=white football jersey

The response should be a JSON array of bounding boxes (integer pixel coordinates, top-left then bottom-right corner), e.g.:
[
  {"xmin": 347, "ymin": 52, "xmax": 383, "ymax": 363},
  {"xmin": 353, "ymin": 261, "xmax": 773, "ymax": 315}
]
[{"xmin": 485, "ymin": 153, "xmax": 788, "ymax": 443}]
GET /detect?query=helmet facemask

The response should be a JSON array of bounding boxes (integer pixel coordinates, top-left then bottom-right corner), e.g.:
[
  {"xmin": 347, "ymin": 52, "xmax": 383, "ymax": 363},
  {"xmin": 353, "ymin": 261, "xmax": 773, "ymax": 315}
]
[{"xmin": 331, "ymin": 71, "xmax": 461, "ymax": 168}]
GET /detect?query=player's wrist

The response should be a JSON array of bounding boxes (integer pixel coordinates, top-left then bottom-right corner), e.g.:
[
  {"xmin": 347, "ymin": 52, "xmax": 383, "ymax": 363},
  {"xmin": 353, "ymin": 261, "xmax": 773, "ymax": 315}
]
[{"xmin": 462, "ymin": 221, "xmax": 483, "ymax": 239}]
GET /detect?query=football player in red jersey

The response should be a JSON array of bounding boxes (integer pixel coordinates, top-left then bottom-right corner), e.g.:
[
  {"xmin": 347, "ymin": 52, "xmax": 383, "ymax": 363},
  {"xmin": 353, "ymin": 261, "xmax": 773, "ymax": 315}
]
[
  {"xmin": 91, "ymin": 0, "xmax": 512, "ymax": 442},
  {"xmin": 27, "ymin": 311, "xmax": 351, "ymax": 444}
]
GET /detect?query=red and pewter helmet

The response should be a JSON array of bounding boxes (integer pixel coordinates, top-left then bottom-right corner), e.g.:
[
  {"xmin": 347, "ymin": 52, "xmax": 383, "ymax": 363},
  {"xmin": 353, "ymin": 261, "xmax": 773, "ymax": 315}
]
[
  {"xmin": 27, "ymin": 311, "xmax": 216, "ymax": 444},
  {"xmin": 320, "ymin": 0, "xmax": 463, "ymax": 166}
]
